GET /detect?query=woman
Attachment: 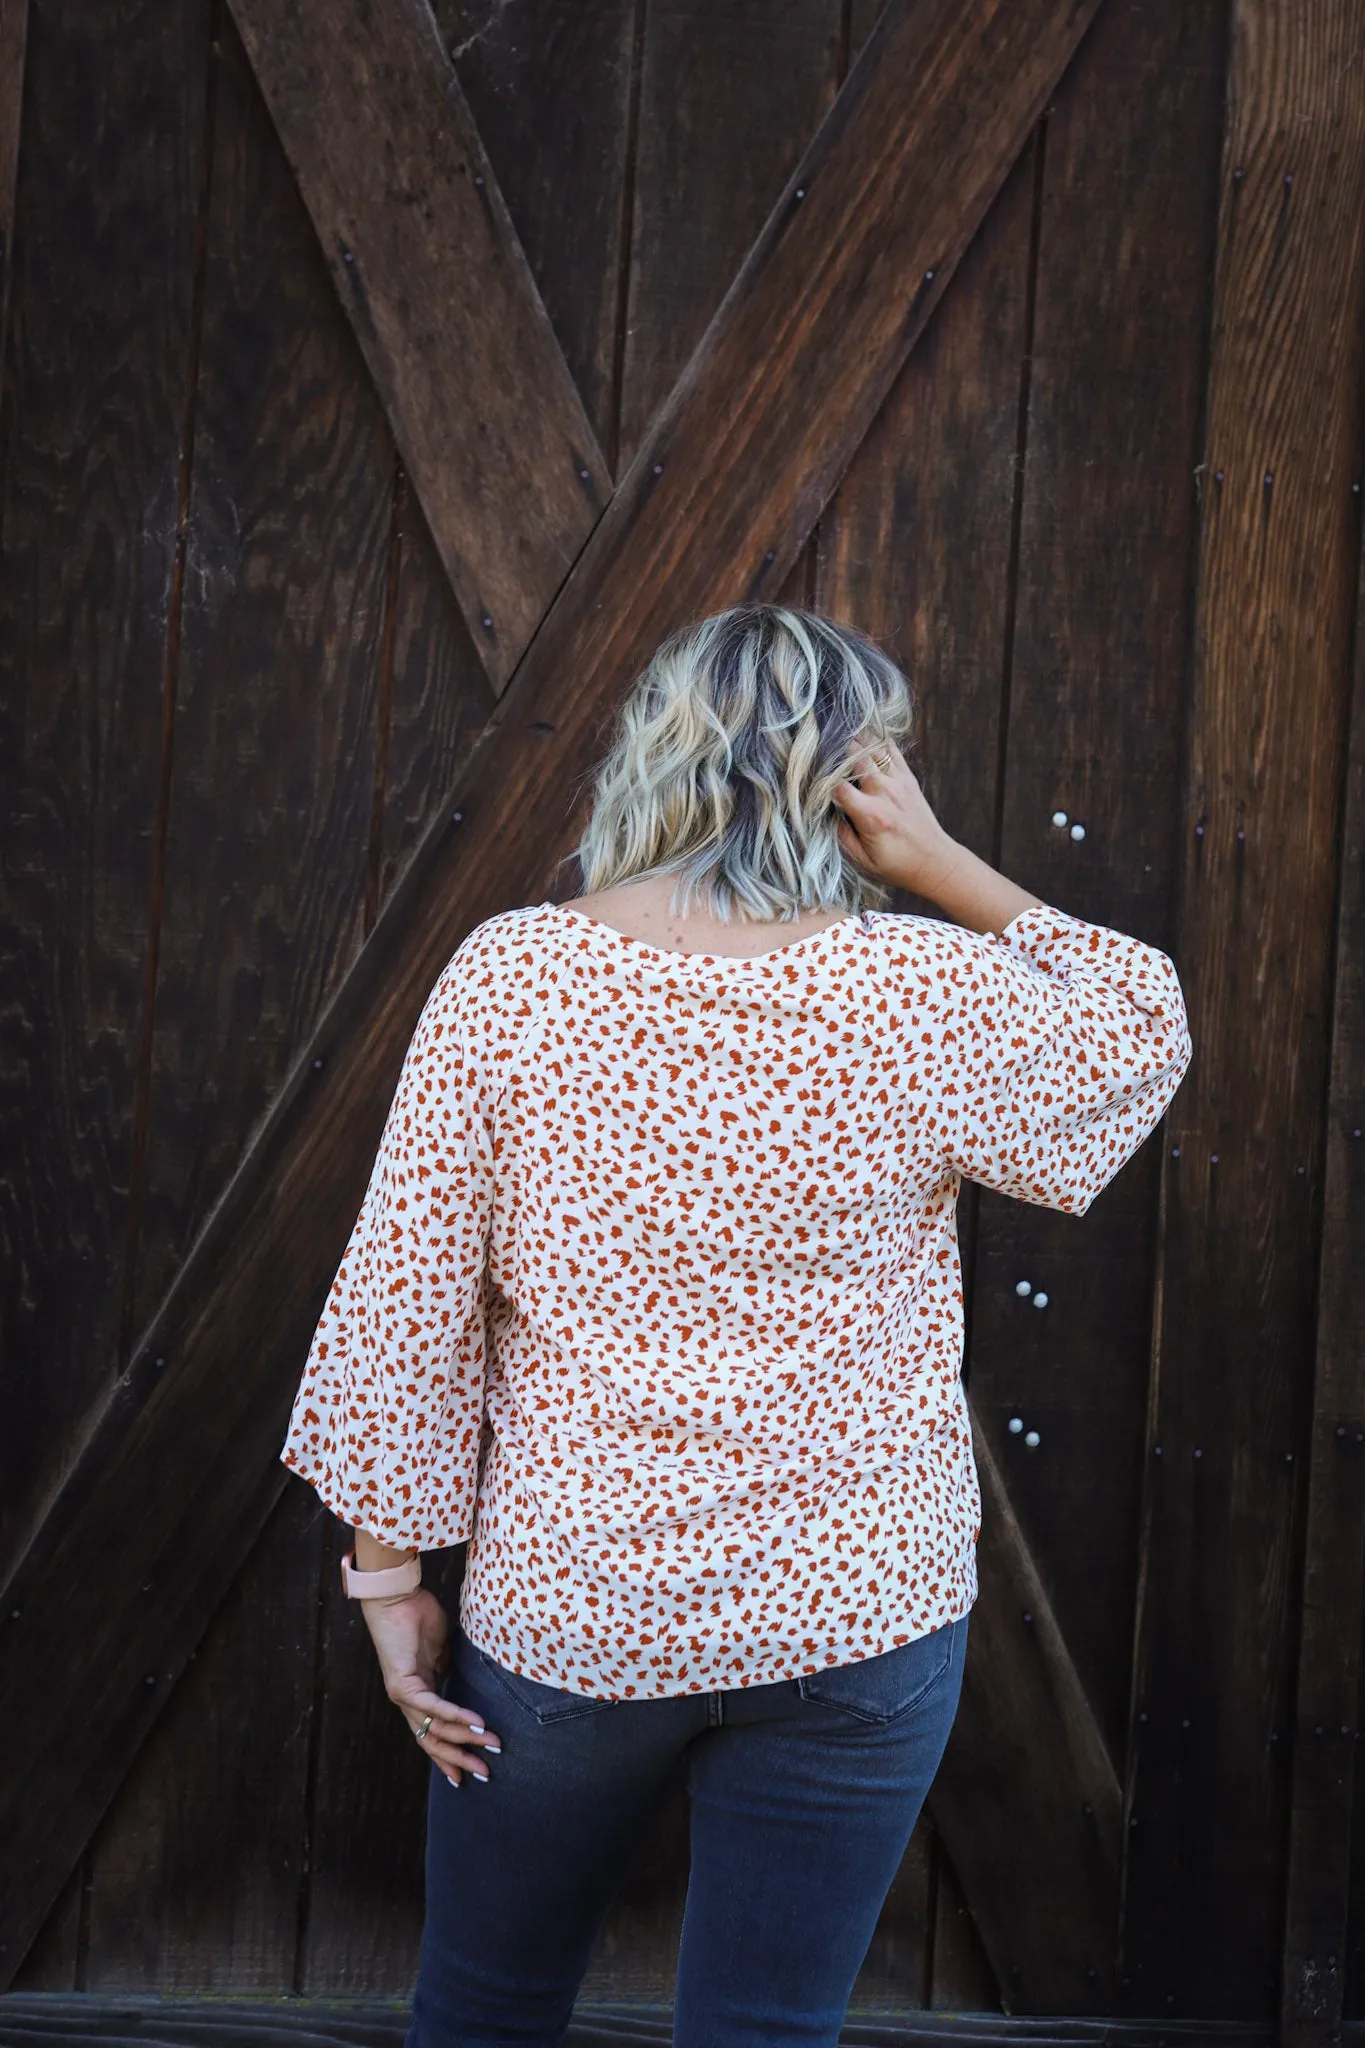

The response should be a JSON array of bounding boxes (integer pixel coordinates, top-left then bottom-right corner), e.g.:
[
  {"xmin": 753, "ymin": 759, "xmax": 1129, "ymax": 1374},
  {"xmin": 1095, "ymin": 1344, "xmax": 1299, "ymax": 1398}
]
[{"xmin": 283, "ymin": 605, "xmax": 1190, "ymax": 2047}]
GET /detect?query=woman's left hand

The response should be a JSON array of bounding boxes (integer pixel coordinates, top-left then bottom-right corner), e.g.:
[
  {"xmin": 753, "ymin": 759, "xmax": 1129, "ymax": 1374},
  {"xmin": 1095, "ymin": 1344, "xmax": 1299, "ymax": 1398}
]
[{"xmin": 360, "ymin": 1587, "xmax": 501, "ymax": 1785}]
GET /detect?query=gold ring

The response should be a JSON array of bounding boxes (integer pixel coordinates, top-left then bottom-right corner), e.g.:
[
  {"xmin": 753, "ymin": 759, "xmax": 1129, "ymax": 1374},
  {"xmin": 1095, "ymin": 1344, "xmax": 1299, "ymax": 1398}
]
[{"xmin": 416, "ymin": 1713, "xmax": 434, "ymax": 1742}]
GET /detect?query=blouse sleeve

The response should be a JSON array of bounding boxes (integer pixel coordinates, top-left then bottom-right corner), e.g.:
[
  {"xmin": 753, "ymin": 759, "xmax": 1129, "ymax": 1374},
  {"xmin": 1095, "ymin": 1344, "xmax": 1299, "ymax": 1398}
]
[
  {"xmin": 280, "ymin": 961, "xmax": 495, "ymax": 1548},
  {"xmin": 939, "ymin": 903, "xmax": 1191, "ymax": 1215}
]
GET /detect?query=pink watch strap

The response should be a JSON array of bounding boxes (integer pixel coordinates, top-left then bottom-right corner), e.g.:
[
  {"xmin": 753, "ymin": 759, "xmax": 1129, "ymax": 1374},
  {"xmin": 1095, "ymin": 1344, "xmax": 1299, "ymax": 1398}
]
[{"xmin": 340, "ymin": 1549, "xmax": 422, "ymax": 1599}]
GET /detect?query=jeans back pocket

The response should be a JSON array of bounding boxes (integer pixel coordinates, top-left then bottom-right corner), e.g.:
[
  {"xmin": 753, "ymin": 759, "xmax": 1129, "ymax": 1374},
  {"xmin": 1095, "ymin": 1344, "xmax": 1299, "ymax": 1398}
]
[
  {"xmin": 473, "ymin": 1644, "xmax": 616, "ymax": 1725},
  {"xmin": 796, "ymin": 1617, "xmax": 964, "ymax": 1724}
]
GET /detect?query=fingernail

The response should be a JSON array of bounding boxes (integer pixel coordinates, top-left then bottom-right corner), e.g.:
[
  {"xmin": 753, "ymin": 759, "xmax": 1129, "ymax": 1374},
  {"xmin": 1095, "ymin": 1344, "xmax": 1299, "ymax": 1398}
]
[
  {"xmin": 466, "ymin": 1719, "xmax": 485, "ymax": 1734},
  {"xmin": 445, "ymin": 1775, "xmax": 459, "ymax": 1788},
  {"xmin": 483, "ymin": 1740, "xmax": 502, "ymax": 1754},
  {"xmin": 472, "ymin": 1769, "xmax": 490, "ymax": 1782}
]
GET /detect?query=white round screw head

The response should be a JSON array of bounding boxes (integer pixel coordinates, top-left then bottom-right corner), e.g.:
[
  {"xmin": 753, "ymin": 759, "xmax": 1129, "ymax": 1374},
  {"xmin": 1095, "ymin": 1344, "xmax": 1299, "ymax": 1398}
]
[
  {"xmin": 1024, "ymin": 1430, "xmax": 1041, "ymax": 1448},
  {"xmin": 1070, "ymin": 823, "xmax": 1086, "ymax": 842},
  {"xmin": 1033, "ymin": 1290, "xmax": 1049, "ymax": 1308},
  {"xmin": 1008, "ymin": 1417, "xmax": 1024, "ymax": 1435},
  {"xmin": 1051, "ymin": 810, "xmax": 1068, "ymax": 828},
  {"xmin": 1015, "ymin": 1279, "xmax": 1032, "ymax": 1297}
]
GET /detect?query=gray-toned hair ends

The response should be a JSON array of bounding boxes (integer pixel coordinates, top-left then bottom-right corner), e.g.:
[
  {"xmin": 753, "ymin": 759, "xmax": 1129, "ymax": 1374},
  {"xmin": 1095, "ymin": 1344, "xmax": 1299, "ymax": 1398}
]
[{"xmin": 576, "ymin": 605, "xmax": 914, "ymax": 921}]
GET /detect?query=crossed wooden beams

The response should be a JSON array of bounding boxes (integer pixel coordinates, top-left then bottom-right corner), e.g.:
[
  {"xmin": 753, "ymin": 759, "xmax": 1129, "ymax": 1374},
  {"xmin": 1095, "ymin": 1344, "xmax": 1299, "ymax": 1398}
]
[{"xmin": 0, "ymin": 0, "xmax": 1114, "ymax": 2003}]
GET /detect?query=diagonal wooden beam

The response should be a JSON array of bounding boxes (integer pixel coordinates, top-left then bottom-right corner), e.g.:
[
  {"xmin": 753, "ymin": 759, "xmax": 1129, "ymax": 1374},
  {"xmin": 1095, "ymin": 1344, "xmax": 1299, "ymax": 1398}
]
[
  {"xmin": 0, "ymin": 0, "xmax": 1106, "ymax": 1981},
  {"xmin": 227, "ymin": 0, "xmax": 612, "ymax": 692},
  {"xmin": 933, "ymin": 1423, "xmax": 1122, "ymax": 2013}
]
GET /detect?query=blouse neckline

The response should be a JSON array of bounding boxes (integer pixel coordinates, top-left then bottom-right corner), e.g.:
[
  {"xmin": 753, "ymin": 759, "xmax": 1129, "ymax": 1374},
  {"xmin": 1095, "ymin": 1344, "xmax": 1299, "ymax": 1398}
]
[{"xmin": 544, "ymin": 899, "xmax": 866, "ymax": 970}]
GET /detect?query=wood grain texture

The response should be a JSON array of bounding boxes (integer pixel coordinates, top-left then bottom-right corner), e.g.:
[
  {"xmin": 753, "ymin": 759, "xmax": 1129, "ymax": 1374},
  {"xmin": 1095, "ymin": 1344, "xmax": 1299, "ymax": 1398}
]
[
  {"xmin": 930, "ymin": 1421, "xmax": 1122, "ymax": 2013},
  {"xmin": 1121, "ymin": 0, "xmax": 1365, "ymax": 2018},
  {"xmin": 130, "ymin": 8, "xmax": 389, "ymax": 1339},
  {"xmin": 929, "ymin": 1840, "xmax": 1002, "ymax": 2013},
  {"xmin": 83, "ymin": 1484, "xmax": 325, "ymax": 1992},
  {"xmin": 816, "ymin": 138, "xmax": 1037, "ymax": 886},
  {"xmin": 0, "ymin": 0, "xmax": 1106, "ymax": 1980},
  {"xmin": 0, "ymin": 0, "xmax": 211, "ymax": 1582},
  {"xmin": 0, "ymin": 0, "xmax": 27, "ymax": 427},
  {"xmin": 434, "ymin": 0, "xmax": 637, "ymax": 461},
  {"xmin": 74, "ymin": 14, "xmax": 402, "ymax": 1987},
  {"xmin": 1279, "ymin": 452, "xmax": 1365, "ymax": 2047},
  {"xmin": 225, "ymin": 0, "xmax": 611, "ymax": 690},
  {"xmin": 964, "ymin": 0, "xmax": 1228, "ymax": 1764},
  {"xmin": 617, "ymin": 0, "xmax": 842, "ymax": 468}
]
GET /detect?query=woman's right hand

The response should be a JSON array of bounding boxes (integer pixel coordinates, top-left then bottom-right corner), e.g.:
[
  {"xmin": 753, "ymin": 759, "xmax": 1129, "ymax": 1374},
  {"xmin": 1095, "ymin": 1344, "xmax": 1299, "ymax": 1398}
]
[
  {"xmin": 360, "ymin": 1587, "xmax": 501, "ymax": 1786},
  {"xmin": 833, "ymin": 742, "xmax": 1041, "ymax": 936},
  {"xmin": 832, "ymin": 745, "xmax": 958, "ymax": 898}
]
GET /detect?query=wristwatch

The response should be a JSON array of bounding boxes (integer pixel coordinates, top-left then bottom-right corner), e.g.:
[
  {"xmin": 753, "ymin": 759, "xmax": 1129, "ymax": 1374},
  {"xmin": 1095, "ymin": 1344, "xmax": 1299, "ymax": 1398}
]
[{"xmin": 340, "ymin": 1548, "xmax": 422, "ymax": 1599}]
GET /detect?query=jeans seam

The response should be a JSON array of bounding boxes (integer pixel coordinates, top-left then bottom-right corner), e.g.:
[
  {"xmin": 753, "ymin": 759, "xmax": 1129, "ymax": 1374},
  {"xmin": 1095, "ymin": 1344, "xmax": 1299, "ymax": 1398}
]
[{"xmin": 797, "ymin": 1620, "xmax": 959, "ymax": 1723}]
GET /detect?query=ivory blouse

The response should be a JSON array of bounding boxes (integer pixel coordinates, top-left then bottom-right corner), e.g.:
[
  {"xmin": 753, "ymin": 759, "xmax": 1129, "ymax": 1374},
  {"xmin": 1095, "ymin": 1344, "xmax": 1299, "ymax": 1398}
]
[{"xmin": 282, "ymin": 899, "xmax": 1190, "ymax": 1699}]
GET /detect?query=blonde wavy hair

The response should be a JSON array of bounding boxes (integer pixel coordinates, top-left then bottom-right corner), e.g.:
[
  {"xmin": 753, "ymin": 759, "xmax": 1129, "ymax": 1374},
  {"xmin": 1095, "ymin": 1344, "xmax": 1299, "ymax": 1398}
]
[{"xmin": 576, "ymin": 605, "xmax": 913, "ymax": 920}]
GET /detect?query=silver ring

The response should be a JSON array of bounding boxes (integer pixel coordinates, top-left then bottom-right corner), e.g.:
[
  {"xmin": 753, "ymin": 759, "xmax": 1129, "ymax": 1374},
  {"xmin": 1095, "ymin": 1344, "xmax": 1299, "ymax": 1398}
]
[{"xmin": 416, "ymin": 1713, "xmax": 434, "ymax": 1742}]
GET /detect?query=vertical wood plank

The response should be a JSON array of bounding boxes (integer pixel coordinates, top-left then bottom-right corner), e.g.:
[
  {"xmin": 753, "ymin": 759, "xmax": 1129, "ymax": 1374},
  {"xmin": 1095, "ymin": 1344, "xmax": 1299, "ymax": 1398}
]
[
  {"xmin": 434, "ymin": 0, "xmax": 638, "ymax": 461},
  {"xmin": 375, "ymin": 483, "xmax": 495, "ymax": 912},
  {"xmin": 0, "ymin": 0, "xmax": 211, "ymax": 1581},
  {"xmin": 1122, "ymin": 0, "xmax": 1365, "ymax": 2017},
  {"xmin": 127, "ymin": 11, "xmax": 389, "ymax": 1333},
  {"xmin": 966, "ymin": 0, "xmax": 1228, "ymax": 1768},
  {"xmin": 82, "ymin": 11, "xmax": 395, "ymax": 1987},
  {"xmin": 1279, "ymin": 462, "xmax": 1365, "ymax": 2048},
  {"xmin": 617, "ymin": 0, "xmax": 843, "ymax": 468},
  {"xmin": 83, "ymin": 1484, "xmax": 324, "ymax": 1991},
  {"xmin": 817, "ymin": 142, "xmax": 1038, "ymax": 881},
  {"xmin": 0, "ymin": 0, "xmax": 28, "ymax": 408}
]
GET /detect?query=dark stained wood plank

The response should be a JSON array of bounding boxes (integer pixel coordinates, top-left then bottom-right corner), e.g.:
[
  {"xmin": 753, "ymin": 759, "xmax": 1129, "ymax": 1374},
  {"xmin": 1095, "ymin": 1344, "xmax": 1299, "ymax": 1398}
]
[
  {"xmin": 964, "ymin": 0, "xmax": 1228, "ymax": 1766},
  {"xmin": 0, "ymin": 0, "xmax": 1111, "ymax": 1978},
  {"xmin": 82, "ymin": 1484, "xmax": 324, "ymax": 1992},
  {"xmin": 618, "ymin": 0, "xmax": 842, "ymax": 469},
  {"xmin": 432, "ymin": 0, "xmax": 638, "ymax": 462},
  {"xmin": 0, "ymin": 0, "xmax": 211, "ymax": 1584},
  {"xmin": 81, "ymin": 15, "xmax": 406, "ymax": 1987},
  {"xmin": 1121, "ymin": 0, "xmax": 1365, "ymax": 2018},
  {"xmin": 128, "ymin": 10, "xmax": 390, "ymax": 1335},
  {"xmin": 930, "ymin": 1421, "xmax": 1122, "ymax": 2013},
  {"xmin": 0, "ymin": 0, "xmax": 27, "ymax": 414},
  {"xmin": 1278, "ymin": 443, "xmax": 1365, "ymax": 2048},
  {"xmin": 226, "ymin": 0, "xmax": 610, "ymax": 692},
  {"xmin": 929, "ymin": 1839, "xmax": 1002, "ymax": 2013},
  {"xmin": 375, "ymin": 466, "xmax": 497, "ymax": 913},
  {"xmin": 817, "ymin": 138, "xmax": 1038, "ymax": 884}
]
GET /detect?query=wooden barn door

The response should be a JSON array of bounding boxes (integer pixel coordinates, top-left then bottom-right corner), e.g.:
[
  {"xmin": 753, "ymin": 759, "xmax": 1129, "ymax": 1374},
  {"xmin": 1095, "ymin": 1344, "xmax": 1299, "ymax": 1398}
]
[{"xmin": 3, "ymin": 0, "xmax": 1365, "ymax": 2037}]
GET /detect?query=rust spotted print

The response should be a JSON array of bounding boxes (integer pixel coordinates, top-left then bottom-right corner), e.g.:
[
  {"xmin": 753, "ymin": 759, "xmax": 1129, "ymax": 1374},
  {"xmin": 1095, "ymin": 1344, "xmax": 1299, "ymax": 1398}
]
[{"xmin": 283, "ymin": 901, "xmax": 1190, "ymax": 1699}]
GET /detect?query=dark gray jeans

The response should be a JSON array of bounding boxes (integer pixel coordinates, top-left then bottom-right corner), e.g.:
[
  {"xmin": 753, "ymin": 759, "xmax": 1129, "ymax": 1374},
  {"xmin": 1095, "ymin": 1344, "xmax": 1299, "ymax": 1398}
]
[{"xmin": 406, "ymin": 1611, "xmax": 969, "ymax": 2048}]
